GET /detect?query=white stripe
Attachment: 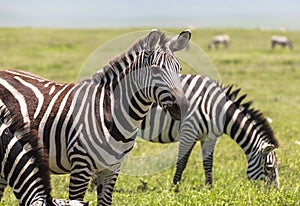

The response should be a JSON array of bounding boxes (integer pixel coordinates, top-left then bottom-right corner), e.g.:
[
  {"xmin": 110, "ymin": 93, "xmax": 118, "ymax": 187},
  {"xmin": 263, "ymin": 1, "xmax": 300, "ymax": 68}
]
[
  {"xmin": 49, "ymin": 86, "xmax": 55, "ymax": 95},
  {"xmin": 0, "ymin": 123, "xmax": 9, "ymax": 137},
  {"xmin": 13, "ymin": 76, "xmax": 44, "ymax": 119},
  {"xmin": 5, "ymin": 70, "xmax": 46, "ymax": 82},
  {"xmin": 99, "ymin": 84, "xmax": 111, "ymax": 141},
  {"xmin": 0, "ymin": 77, "xmax": 30, "ymax": 125},
  {"xmin": 225, "ymin": 108, "xmax": 239, "ymax": 137},
  {"xmin": 49, "ymin": 85, "xmax": 75, "ymax": 171},
  {"xmin": 200, "ymin": 83, "xmax": 215, "ymax": 121},
  {"xmin": 1, "ymin": 136, "xmax": 18, "ymax": 177},
  {"xmin": 68, "ymin": 83, "xmax": 92, "ymax": 140},
  {"xmin": 91, "ymin": 84, "xmax": 102, "ymax": 144},
  {"xmin": 232, "ymin": 116, "xmax": 247, "ymax": 142},
  {"xmin": 44, "ymin": 82, "xmax": 51, "ymax": 87}
]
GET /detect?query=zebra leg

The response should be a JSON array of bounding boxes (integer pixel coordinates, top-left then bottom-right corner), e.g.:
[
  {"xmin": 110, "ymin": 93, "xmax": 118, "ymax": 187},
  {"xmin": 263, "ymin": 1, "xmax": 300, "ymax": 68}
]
[
  {"xmin": 201, "ymin": 136, "xmax": 218, "ymax": 187},
  {"xmin": 96, "ymin": 167, "xmax": 120, "ymax": 205},
  {"xmin": 0, "ymin": 177, "xmax": 7, "ymax": 200},
  {"xmin": 173, "ymin": 129, "xmax": 198, "ymax": 185},
  {"xmin": 69, "ymin": 163, "xmax": 92, "ymax": 201}
]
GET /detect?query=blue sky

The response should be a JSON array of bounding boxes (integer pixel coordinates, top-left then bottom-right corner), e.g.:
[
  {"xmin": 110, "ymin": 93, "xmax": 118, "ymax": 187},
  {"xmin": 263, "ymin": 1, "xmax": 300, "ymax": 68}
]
[{"xmin": 0, "ymin": 0, "xmax": 299, "ymax": 29}]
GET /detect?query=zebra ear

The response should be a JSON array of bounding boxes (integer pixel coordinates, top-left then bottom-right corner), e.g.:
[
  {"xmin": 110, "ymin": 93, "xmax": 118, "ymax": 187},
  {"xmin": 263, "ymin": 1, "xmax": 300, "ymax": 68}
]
[
  {"xmin": 262, "ymin": 144, "xmax": 275, "ymax": 154},
  {"xmin": 146, "ymin": 29, "xmax": 161, "ymax": 51},
  {"xmin": 169, "ymin": 29, "xmax": 191, "ymax": 52}
]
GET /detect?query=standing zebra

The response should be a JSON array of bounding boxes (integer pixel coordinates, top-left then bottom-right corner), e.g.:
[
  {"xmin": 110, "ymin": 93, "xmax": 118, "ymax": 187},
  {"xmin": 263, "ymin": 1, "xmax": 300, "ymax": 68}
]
[
  {"xmin": 0, "ymin": 29, "xmax": 191, "ymax": 205},
  {"xmin": 207, "ymin": 35, "xmax": 230, "ymax": 49},
  {"xmin": 0, "ymin": 106, "xmax": 88, "ymax": 205},
  {"xmin": 271, "ymin": 35, "xmax": 293, "ymax": 49},
  {"xmin": 139, "ymin": 74, "xmax": 279, "ymax": 188}
]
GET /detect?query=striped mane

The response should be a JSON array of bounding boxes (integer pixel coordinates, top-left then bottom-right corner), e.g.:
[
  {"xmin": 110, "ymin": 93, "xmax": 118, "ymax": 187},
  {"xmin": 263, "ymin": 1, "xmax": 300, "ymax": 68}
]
[
  {"xmin": 224, "ymin": 85, "xmax": 279, "ymax": 148},
  {"xmin": 90, "ymin": 31, "xmax": 169, "ymax": 84},
  {"xmin": 0, "ymin": 107, "xmax": 52, "ymax": 199}
]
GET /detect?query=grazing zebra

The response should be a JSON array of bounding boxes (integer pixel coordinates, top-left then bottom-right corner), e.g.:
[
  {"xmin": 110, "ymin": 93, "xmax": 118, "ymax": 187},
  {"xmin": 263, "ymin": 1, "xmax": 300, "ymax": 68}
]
[
  {"xmin": 139, "ymin": 74, "xmax": 280, "ymax": 188},
  {"xmin": 0, "ymin": 29, "xmax": 191, "ymax": 205},
  {"xmin": 0, "ymin": 106, "xmax": 89, "ymax": 205},
  {"xmin": 271, "ymin": 35, "xmax": 293, "ymax": 49},
  {"xmin": 207, "ymin": 35, "xmax": 230, "ymax": 49}
]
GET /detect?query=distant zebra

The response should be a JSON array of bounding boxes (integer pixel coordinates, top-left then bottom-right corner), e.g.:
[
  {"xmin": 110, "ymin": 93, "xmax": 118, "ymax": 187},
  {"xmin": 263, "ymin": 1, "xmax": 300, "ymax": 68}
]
[
  {"xmin": 271, "ymin": 35, "xmax": 293, "ymax": 49},
  {"xmin": 208, "ymin": 35, "xmax": 230, "ymax": 49},
  {"xmin": 0, "ymin": 106, "xmax": 88, "ymax": 206},
  {"xmin": 0, "ymin": 29, "xmax": 191, "ymax": 205},
  {"xmin": 139, "ymin": 74, "xmax": 280, "ymax": 188}
]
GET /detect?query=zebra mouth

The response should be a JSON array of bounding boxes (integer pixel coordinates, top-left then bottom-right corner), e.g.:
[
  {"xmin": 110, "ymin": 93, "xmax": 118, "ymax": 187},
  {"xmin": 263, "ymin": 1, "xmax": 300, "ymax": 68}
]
[
  {"xmin": 160, "ymin": 88, "xmax": 189, "ymax": 121},
  {"xmin": 162, "ymin": 101, "xmax": 184, "ymax": 121}
]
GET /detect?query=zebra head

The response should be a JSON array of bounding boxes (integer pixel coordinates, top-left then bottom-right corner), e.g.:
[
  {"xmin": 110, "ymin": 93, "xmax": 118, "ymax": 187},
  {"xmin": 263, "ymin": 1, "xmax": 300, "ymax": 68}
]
[
  {"xmin": 247, "ymin": 144, "xmax": 279, "ymax": 189},
  {"xmin": 137, "ymin": 29, "xmax": 191, "ymax": 120}
]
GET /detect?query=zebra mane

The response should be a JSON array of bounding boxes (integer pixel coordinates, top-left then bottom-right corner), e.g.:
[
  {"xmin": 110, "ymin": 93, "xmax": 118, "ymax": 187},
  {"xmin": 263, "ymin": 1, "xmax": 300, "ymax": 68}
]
[
  {"xmin": 0, "ymin": 107, "xmax": 52, "ymax": 198},
  {"xmin": 90, "ymin": 31, "xmax": 169, "ymax": 83},
  {"xmin": 224, "ymin": 85, "xmax": 279, "ymax": 148}
]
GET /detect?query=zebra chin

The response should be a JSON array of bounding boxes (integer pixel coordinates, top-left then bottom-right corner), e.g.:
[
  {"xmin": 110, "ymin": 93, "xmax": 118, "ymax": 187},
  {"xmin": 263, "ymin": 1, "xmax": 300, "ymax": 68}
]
[{"xmin": 164, "ymin": 102, "xmax": 186, "ymax": 121}]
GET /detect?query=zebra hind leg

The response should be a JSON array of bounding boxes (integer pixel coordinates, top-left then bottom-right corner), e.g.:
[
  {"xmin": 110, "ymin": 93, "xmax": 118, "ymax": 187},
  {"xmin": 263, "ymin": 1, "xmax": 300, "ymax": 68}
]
[
  {"xmin": 96, "ymin": 168, "xmax": 120, "ymax": 206},
  {"xmin": 201, "ymin": 136, "xmax": 218, "ymax": 187}
]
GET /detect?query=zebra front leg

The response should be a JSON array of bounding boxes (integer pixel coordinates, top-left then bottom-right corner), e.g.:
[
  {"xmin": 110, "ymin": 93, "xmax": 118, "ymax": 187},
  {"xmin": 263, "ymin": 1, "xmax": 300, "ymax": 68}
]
[
  {"xmin": 173, "ymin": 129, "xmax": 198, "ymax": 186},
  {"xmin": 96, "ymin": 167, "xmax": 120, "ymax": 206},
  {"xmin": 201, "ymin": 136, "xmax": 218, "ymax": 187},
  {"xmin": 0, "ymin": 177, "xmax": 7, "ymax": 200},
  {"xmin": 69, "ymin": 163, "xmax": 93, "ymax": 201}
]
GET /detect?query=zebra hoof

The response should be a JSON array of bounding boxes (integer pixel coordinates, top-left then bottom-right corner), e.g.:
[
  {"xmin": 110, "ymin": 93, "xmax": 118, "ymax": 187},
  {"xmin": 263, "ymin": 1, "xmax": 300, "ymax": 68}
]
[{"xmin": 171, "ymin": 182, "xmax": 180, "ymax": 193}]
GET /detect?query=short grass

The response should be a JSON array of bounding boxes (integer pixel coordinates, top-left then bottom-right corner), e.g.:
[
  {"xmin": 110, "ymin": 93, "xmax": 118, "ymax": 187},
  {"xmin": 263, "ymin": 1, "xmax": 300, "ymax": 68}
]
[{"xmin": 0, "ymin": 28, "xmax": 300, "ymax": 205}]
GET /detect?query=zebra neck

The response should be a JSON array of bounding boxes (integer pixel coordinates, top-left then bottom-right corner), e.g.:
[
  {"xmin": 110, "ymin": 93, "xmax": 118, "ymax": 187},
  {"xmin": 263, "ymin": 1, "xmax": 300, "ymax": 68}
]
[
  {"xmin": 110, "ymin": 72, "xmax": 151, "ymax": 138},
  {"xmin": 224, "ymin": 104, "xmax": 264, "ymax": 158},
  {"xmin": 81, "ymin": 72, "xmax": 151, "ymax": 142}
]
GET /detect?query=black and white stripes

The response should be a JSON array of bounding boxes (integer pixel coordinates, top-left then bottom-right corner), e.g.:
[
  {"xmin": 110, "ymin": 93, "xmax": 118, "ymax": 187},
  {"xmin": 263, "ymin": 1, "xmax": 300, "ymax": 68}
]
[
  {"xmin": 139, "ymin": 74, "xmax": 279, "ymax": 188},
  {"xmin": 0, "ymin": 29, "xmax": 191, "ymax": 205},
  {"xmin": 0, "ymin": 106, "xmax": 88, "ymax": 206}
]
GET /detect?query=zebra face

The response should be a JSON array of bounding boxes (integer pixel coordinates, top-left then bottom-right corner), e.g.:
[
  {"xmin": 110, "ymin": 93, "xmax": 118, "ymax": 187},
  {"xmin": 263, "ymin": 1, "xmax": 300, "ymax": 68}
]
[
  {"xmin": 263, "ymin": 151, "xmax": 279, "ymax": 188},
  {"xmin": 247, "ymin": 144, "xmax": 279, "ymax": 188},
  {"xmin": 140, "ymin": 30, "xmax": 191, "ymax": 120}
]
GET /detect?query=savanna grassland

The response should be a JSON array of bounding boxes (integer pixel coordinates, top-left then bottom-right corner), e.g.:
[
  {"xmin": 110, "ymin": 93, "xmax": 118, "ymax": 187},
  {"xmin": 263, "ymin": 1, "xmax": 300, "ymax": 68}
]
[{"xmin": 0, "ymin": 28, "xmax": 299, "ymax": 205}]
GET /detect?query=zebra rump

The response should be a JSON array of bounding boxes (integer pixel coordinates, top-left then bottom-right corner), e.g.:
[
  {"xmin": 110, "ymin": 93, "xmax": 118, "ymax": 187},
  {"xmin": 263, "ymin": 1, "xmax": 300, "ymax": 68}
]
[{"xmin": 0, "ymin": 106, "xmax": 89, "ymax": 206}]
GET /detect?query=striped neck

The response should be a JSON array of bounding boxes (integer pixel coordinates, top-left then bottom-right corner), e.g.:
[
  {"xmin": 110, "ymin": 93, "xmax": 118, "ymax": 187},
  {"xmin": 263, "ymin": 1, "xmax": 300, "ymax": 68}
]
[{"xmin": 223, "ymin": 96, "xmax": 278, "ymax": 160}]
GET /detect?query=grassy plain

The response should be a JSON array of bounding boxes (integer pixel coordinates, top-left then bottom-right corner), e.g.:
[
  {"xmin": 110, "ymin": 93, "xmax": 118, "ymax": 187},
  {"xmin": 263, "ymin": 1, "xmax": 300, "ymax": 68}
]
[{"xmin": 0, "ymin": 28, "xmax": 299, "ymax": 205}]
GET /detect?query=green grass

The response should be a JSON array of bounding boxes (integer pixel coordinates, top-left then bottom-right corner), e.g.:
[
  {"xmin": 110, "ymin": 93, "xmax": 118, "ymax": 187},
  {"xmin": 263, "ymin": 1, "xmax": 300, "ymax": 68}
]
[{"xmin": 0, "ymin": 28, "xmax": 300, "ymax": 205}]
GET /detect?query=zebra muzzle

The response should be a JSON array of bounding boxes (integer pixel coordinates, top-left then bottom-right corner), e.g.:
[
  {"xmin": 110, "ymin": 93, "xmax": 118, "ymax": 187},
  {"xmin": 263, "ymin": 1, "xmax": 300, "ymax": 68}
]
[{"xmin": 162, "ymin": 89, "xmax": 189, "ymax": 121}]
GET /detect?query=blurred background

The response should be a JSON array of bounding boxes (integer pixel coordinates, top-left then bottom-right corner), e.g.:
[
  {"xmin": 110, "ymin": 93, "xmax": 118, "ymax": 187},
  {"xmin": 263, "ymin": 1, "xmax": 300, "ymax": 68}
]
[{"xmin": 1, "ymin": 0, "xmax": 299, "ymax": 30}]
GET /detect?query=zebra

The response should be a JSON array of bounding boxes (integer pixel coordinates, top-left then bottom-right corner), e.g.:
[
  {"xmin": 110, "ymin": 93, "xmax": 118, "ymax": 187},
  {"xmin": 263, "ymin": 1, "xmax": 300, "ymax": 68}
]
[
  {"xmin": 0, "ymin": 29, "xmax": 191, "ymax": 205},
  {"xmin": 139, "ymin": 74, "xmax": 280, "ymax": 188},
  {"xmin": 0, "ymin": 106, "xmax": 89, "ymax": 205},
  {"xmin": 271, "ymin": 35, "xmax": 293, "ymax": 49},
  {"xmin": 207, "ymin": 35, "xmax": 230, "ymax": 49}
]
